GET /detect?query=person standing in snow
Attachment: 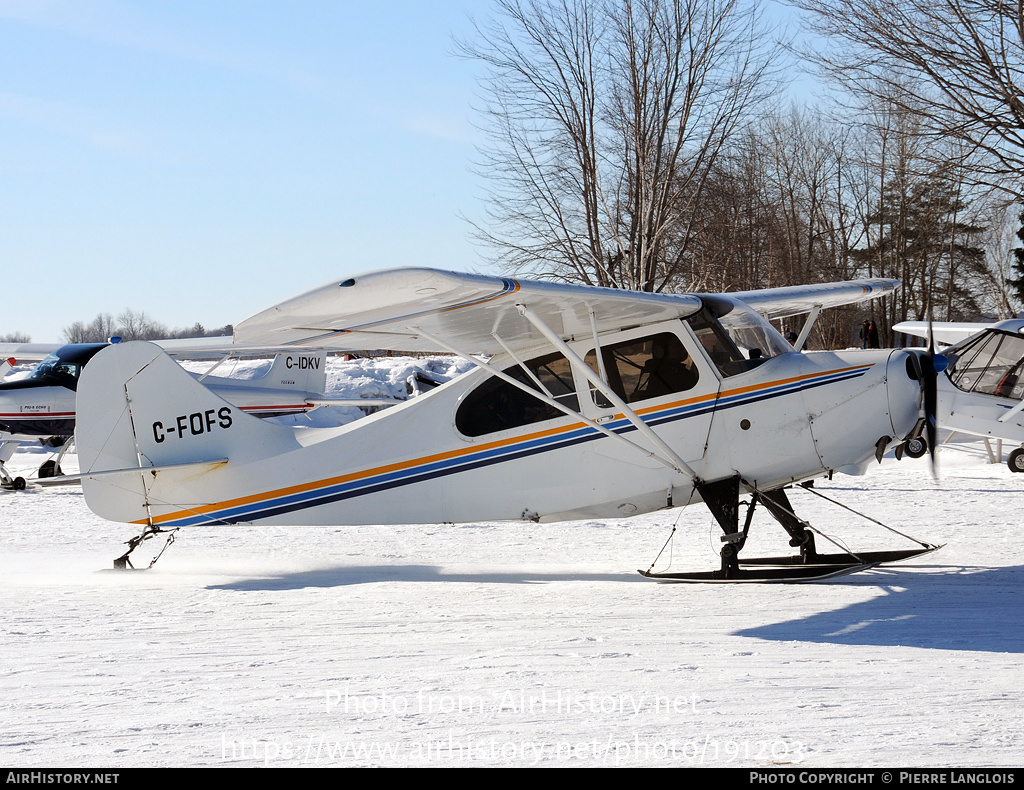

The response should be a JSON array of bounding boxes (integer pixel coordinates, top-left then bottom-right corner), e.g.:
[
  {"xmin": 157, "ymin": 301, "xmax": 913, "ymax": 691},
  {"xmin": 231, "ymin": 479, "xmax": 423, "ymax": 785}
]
[
  {"xmin": 859, "ymin": 321, "xmax": 871, "ymax": 348},
  {"xmin": 866, "ymin": 320, "xmax": 880, "ymax": 348}
]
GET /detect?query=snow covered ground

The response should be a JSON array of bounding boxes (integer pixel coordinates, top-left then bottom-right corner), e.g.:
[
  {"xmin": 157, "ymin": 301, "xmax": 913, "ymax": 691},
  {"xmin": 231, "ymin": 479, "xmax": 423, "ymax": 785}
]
[{"xmin": 1, "ymin": 358, "xmax": 1022, "ymax": 767}]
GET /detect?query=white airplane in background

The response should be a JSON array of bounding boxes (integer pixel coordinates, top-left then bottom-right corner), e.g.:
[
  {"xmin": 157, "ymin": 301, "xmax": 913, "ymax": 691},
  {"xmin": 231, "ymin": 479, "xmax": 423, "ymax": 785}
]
[
  {"xmin": 894, "ymin": 318, "xmax": 1024, "ymax": 471},
  {"xmin": 0, "ymin": 340, "xmax": 335, "ymax": 489},
  {"xmin": 71, "ymin": 268, "xmax": 942, "ymax": 581}
]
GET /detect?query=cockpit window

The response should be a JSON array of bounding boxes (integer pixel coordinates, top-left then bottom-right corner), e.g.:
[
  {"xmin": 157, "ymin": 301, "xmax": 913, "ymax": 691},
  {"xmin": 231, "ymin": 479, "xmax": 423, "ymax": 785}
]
[
  {"xmin": 584, "ymin": 332, "xmax": 699, "ymax": 406},
  {"xmin": 455, "ymin": 351, "xmax": 580, "ymax": 437},
  {"xmin": 946, "ymin": 331, "xmax": 1024, "ymax": 400},
  {"xmin": 687, "ymin": 300, "xmax": 790, "ymax": 377},
  {"xmin": 26, "ymin": 345, "xmax": 107, "ymax": 391},
  {"xmin": 28, "ymin": 355, "xmax": 83, "ymax": 389},
  {"xmin": 717, "ymin": 308, "xmax": 792, "ymax": 361}
]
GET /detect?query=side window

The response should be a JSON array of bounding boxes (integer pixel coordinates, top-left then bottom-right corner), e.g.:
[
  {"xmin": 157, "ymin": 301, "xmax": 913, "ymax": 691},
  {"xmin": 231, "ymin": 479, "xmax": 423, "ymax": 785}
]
[
  {"xmin": 29, "ymin": 356, "xmax": 82, "ymax": 390},
  {"xmin": 584, "ymin": 332, "xmax": 699, "ymax": 406},
  {"xmin": 455, "ymin": 351, "xmax": 580, "ymax": 437}
]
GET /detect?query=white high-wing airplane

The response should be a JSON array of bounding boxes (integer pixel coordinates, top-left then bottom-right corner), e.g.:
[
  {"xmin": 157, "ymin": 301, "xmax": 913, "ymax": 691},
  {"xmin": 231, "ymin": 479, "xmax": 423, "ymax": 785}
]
[
  {"xmin": 0, "ymin": 341, "xmax": 333, "ymax": 489},
  {"xmin": 72, "ymin": 268, "xmax": 941, "ymax": 580},
  {"xmin": 894, "ymin": 319, "xmax": 1024, "ymax": 471}
]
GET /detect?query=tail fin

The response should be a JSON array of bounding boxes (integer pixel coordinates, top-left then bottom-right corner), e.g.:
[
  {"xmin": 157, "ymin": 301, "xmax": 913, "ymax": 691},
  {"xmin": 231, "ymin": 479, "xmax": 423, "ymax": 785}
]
[
  {"xmin": 77, "ymin": 341, "xmax": 301, "ymax": 524},
  {"xmin": 201, "ymin": 350, "xmax": 327, "ymax": 394},
  {"xmin": 263, "ymin": 351, "xmax": 327, "ymax": 393}
]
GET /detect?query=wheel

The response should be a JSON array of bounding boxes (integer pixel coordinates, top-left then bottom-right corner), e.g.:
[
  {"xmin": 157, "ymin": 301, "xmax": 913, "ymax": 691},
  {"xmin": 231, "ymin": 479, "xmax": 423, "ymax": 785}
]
[
  {"xmin": 12, "ymin": 477, "xmax": 26, "ymax": 490},
  {"xmin": 1008, "ymin": 448, "xmax": 1024, "ymax": 473},
  {"xmin": 904, "ymin": 437, "xmax": 927, "ymax": 459},
  {"xmin": 38, "ymin": 460, "xmax": 63, "ymax": 478}
]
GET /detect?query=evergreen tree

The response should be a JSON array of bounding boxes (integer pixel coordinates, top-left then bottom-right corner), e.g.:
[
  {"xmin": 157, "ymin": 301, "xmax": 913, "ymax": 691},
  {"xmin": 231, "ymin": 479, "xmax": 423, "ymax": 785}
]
[{"xmin": 852, "ymin": 167, "xmax": 987, "ymax": 333}]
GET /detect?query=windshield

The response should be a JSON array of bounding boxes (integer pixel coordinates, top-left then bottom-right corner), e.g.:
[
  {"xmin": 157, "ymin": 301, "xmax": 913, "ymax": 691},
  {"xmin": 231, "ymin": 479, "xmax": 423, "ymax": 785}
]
[
  {"xmin": 717, "ymin": 305, "xmax": 792, "ymax": 361},
  {"xmin": 27, "ymin": 345, "xmax": 106, "ymax": 390},
  {"xmin": 687, "ymin": 298, "xmax": 792, "ymax": 377},
  {"xmin": 945, "ymin": 330, "xmax": 1024, "ymax": 400}
]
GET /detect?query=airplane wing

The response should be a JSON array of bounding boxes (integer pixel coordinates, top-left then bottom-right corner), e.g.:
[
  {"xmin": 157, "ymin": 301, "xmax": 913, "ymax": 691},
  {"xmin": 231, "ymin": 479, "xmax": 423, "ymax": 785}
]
[
  {"xmin": 0, "ymin": 336, "xmax": 289, "ymax": 365},
  {"xmin": 893, "ymin": 321, "xmax": 987, "ymax": 345},
  {"xmin": 0, "ymin": 343, "xmax": 61, "ymax": 363},
  {"xmin": 233, "ymin": 268, "xmax": 900, "ymax": 355},
  {"xmin": 893, "ymin": 320, "xmax": 1024, "ymax": 346},
  {"xmin": 727, "ymin": 279, "xmax": 900, "ymax": 320},
  {"xmin": 233, "ymin": 268, "xmax": 704, "ymax": 355}
]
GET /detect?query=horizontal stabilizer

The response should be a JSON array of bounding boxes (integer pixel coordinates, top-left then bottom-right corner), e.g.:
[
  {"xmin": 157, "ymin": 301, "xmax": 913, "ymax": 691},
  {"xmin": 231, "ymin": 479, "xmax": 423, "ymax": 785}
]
[
  {"xmin": 199, "ymin": 350, "xmax": 328, "ymax": 394},
  {"xmin": 33, "ymin": 458, "xmax": 229, "ymax": 487}
]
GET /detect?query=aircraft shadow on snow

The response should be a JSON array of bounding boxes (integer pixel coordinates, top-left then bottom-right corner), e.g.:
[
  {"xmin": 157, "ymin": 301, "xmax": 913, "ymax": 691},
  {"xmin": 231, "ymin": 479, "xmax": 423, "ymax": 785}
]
[
  {"xmin": 206, "ymin": 564, "xmax": 646, "ymax": 591},
  {"xmin": 208, "ymin": 562, "xmax": 1024, "ymax": 654},
  {"xmin": 735, "ymin": 564, "xmax": 1024, "ymax": 654}
]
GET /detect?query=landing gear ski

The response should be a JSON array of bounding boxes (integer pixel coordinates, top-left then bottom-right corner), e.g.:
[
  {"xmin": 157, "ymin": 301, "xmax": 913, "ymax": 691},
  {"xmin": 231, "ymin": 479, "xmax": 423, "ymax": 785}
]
[{"xmin": 640, "ymin": 476, "xmax": 941, "ymax": 583}]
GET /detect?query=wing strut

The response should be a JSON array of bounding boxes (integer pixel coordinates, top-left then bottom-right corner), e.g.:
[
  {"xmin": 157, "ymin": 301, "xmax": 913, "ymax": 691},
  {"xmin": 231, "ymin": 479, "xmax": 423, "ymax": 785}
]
[
  {"xmin": 588, "ymin": 307, "xmax": 610, "ymax": 384},
  {"xmin": 515, "ymin": 304, "xmax": 698, "ymax": 482},
  {"xmin": 196, "ymin": 352, "xmax": 237, "ymax": 381},
  {"xmin": 793, "ymin": 305, "xmax": 821, "ymax": 352},
  {"xmin": 998, "ymin": 398, "xmax": 1024, "ymax": 423},
  {"xmin": 413, "ymin": 326, "xmax": 694, "ymax": 479}
]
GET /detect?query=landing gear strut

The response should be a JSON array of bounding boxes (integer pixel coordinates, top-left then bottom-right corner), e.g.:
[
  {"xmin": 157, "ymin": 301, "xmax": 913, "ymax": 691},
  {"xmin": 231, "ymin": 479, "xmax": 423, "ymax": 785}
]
[
  {"xmin": 113, "ymin": 525, "xmax": 179, "ymax": 570},
  {"xmin": 640, "ymin": 475, "xmax": 941, "ymax": 583},
  {"xmin": 0, "ymin": 461, "xmax": 26, "ymax": 490}
]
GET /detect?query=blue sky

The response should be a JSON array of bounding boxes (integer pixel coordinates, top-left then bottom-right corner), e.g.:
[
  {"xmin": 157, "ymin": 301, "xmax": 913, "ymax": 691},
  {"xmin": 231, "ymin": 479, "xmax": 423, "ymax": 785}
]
[
  {"xmin": 1, "ymin": 0, "xmax": 490, "ymax": 341},
  {"xmin": 1, "ymin": 0, "xmax": 810, "ymax": 343}
]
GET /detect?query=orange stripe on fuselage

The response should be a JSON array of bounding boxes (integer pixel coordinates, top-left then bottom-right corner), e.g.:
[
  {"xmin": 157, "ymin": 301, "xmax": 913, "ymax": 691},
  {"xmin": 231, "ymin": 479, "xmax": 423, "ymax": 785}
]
[{"xmin": 142, "ymin": 361, "xmax": 872, "ymax": 525}]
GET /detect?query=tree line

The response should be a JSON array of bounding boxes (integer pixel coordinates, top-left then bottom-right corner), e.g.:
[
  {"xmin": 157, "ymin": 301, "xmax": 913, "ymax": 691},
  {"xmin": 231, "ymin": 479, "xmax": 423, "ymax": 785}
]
[
  {"xmin": 62, "ymin": 309, "xmax": 232, "ymax": 344},
  {"xmin": 459, "ymin": 0, "xmax": 1024, "ymax": 347}
]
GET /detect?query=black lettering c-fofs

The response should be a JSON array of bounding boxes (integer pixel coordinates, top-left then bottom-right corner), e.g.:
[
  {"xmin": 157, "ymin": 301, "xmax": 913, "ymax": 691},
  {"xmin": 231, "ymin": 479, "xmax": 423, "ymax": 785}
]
[{"xmin": 151, "ymin": 407, "xmax": 232, "ymax": 443}]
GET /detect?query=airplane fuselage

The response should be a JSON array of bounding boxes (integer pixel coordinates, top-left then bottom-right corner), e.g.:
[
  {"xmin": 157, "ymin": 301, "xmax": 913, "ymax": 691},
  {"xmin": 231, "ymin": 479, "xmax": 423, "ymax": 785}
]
[
  {"xmin": 76, "ymin": 310, "xmax": 923, "ymax": 528},
  {"xmin": 929, "ymin": 327, "xmax": 1024, "ymax": 449},
  {"xmin": 0, "ymin": 343, "xmax": 106, "ymax": 438}
]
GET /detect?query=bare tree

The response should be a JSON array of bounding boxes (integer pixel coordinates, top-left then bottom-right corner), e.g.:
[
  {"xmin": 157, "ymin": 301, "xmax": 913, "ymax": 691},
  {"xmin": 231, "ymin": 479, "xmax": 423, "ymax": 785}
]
[
  {"xmin": 790, "ymin": 0, "xmax": 1024, "ymax": 196},
  {"xmin": 458, "ymin": 0, "xmax": 783, "ymax": 291},
  {"xmin": 976, "ymin": 199, "xmax": 1022, "ymax": 317},
  {"xmin": 63, "ymin": 313, "xmax": 115, "ymax": 344},
  {"xmin": 116, "ymin": 309, "xmax": 167, "ymax": 341},
  {"xmin": 606, "ymin": 0, "xmax": 783, "ymax": 292},
  {"xmin": 62, "ymin": 310, "xmax": 169, "ymax": 343}
]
